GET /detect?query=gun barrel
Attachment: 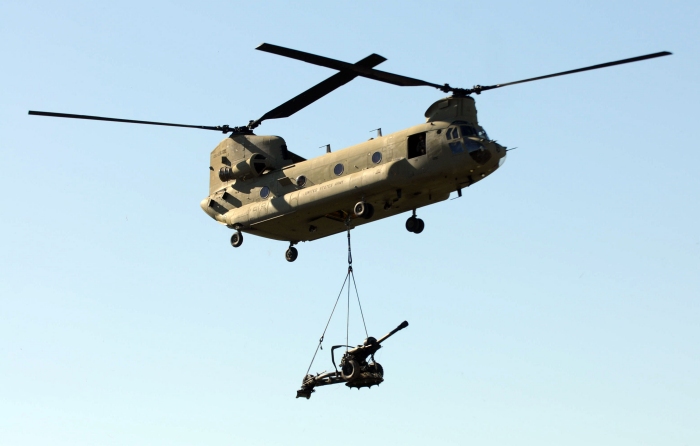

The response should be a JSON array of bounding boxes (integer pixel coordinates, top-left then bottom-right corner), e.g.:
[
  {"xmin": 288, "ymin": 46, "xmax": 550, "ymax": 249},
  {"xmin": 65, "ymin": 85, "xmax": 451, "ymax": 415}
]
[{"xmin": 377, "ymin": 320, "xmax": 409, "ymax": 344}]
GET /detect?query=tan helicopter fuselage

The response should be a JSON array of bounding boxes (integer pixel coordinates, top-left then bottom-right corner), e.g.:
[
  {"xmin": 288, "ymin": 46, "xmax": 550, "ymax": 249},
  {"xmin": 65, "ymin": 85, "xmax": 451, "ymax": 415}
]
[{"xmin": 200, "ymin": 96, "xmax": 506, "ymax": 243}]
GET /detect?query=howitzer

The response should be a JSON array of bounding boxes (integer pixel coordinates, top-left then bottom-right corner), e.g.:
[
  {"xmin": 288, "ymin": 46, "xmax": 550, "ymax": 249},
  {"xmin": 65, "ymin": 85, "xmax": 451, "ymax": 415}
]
[{"xmin": 296, "ymin": 321, "xmax": 408, "ymax": 399}]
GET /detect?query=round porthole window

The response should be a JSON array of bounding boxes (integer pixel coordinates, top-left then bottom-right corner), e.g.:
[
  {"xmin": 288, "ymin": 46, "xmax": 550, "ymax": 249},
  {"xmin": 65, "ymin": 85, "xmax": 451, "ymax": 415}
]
[
  {"xmin": 296, "ymin": 175, "xmax": 307, "ymax": 187},
  {"xmin": 371, "ymin": 152, "xmax": 382, "ymax": 164},
  {"xmin": 334, "ymin": 163, "xmax": 344, "ymax": 176},
  {"xmin": 260, "ymin": 186, "xmax": 270, "ymax": 199}
]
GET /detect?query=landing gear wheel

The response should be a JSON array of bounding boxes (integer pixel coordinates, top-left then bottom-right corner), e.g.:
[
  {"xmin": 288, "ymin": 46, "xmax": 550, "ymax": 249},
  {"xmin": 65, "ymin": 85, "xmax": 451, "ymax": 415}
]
[
  {"xmin": 230, "ymin": 231, "xmax": 243, "ymax": 248},
  {"xmin": 405, "ymin": 216, "xmax": 418, "ymax": 232},
  {"xmin": 405, "ymin": 216, "xmax": 425, "ymax": 234},
  {"xmin": 413, "ymin": 218, "xmax": 425, "ymax": 234},
  {"xmin": 285, "ymin": 246, "xmax": 298, "ymax": 262}
]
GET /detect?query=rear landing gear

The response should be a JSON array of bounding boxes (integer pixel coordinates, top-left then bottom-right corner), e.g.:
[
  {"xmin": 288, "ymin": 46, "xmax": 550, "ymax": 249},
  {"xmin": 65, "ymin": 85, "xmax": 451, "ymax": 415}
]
[
  {"xmin": 230, "ymin": 230, "xmax": 243, "ymax": 247},
  {"xmin": 286, "ymin": 244, "xmax": 299, "ymax": 262},
  {"xmin": 405, "ymin": 210, "xmax": 425, "ymax": 234}
]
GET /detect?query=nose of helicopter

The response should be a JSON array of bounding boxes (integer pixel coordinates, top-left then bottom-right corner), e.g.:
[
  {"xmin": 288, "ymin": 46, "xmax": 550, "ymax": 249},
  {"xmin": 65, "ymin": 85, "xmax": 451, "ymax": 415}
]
[
  {"xmin": 474, "ymin": 141, "xmax": 507, "ymax": 179},
  {"xmin": 494, "ymin": 142, "xmax": 507, "ymax": 167},
  {"xmin": 490, "ymin": 142, "xmax": 507, "ymax": 174}
]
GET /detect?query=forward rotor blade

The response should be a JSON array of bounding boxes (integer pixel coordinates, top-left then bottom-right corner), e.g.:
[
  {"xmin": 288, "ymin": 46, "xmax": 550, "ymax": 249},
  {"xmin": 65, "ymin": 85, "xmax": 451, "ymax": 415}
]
[
  {"xmin": 28, "ymin": 111, "xmax": 235, "ymax": 133},
  {"xmin": 250, "ymin": 53, "xmax": 387, "ymax": 128},
  {"xmin": 256, "ymin": 43, "xmax": 445, "ymax": 89},
  {"xmin": 475, "ymin": 51, "xmax": 672, "ymax": 93}
]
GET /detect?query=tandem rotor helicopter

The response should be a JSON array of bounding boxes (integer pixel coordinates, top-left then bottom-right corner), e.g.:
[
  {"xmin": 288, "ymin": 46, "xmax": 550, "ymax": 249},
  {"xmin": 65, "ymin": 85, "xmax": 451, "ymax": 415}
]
[{"xmin": 29, "ymin": 44, "xmax": 671, "ymax": 262}]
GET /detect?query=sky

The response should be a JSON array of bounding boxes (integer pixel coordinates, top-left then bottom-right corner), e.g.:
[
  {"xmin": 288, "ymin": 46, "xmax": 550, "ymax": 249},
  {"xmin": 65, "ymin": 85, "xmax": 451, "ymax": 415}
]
[{"xmin": 1, "ymin": 0, "xmax": 698, "ymax": 445}]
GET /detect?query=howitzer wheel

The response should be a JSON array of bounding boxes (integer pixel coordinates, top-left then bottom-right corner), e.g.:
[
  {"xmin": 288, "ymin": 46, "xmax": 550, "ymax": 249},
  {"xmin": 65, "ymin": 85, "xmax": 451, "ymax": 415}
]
[
  {"xmin": 346, "ymin": 368, "xmax": 384, "ymax": 389},
  {"xmin": 368, "ymin": 362, "xmax": 384, "ymax": 376},
  {"xmin": 341, "ymin": 359, "xmax": 360, "ymax": 381}
]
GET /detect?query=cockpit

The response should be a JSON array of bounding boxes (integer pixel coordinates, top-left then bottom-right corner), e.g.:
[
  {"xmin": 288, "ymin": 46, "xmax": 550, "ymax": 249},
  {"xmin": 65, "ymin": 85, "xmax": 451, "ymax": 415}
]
[
  {"xmin": 445, "ymin": 121, "xmax": 493, "ymax": 164},
  {"xmin": 446, "ymin": 121, "xmax": 489, "ymax": 141}
]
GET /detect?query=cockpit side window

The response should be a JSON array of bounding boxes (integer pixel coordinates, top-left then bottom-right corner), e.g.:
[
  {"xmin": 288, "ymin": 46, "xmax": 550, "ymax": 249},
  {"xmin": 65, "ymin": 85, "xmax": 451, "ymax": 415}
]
[{"xmin": 446, "ymin": 127, "xmax": 456, "ymax": 140}]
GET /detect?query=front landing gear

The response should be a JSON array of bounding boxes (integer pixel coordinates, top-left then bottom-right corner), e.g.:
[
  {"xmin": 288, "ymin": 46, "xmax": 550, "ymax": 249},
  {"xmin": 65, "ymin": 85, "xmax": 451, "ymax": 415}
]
[
  {"xmin": 405, "ymin": 210, "xmax": 425, "ymax": 234},
  {"xmin": 230, "ymin": 230, "xmax": 243, "ymax": 247},
  {"xmin": 285, "ymin": 243, "xmax": 299, "ymax": 262}
]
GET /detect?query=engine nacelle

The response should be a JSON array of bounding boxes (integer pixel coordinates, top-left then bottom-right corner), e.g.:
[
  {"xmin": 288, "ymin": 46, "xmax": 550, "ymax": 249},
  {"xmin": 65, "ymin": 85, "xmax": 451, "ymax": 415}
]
[
  {"xmin": 209, "ymin": 134, "xmax": 295, "ymax": 194},
  {"xmin": 218, "ymin": 153, "xmax": 269, "ymax": 181}
]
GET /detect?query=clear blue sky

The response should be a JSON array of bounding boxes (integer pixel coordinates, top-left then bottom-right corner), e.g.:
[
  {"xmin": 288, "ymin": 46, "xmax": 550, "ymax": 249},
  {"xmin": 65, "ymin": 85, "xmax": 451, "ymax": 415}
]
[{"xmin": 1, "ymin": 1, "xmax": 698, "ymax": 445}]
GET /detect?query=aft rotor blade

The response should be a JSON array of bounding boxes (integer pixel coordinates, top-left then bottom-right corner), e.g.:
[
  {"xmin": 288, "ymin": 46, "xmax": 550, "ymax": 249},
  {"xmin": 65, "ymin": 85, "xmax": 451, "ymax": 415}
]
[
  {"xmin": 256, "ymin": 43, "xmax": 445, "ymax": 89},
  {"xmin": 474, "ymin": 51, "xmax": 672, "ymax": 93},
  {"xmin": 28, "ymin": 111, "xmax": 236, "ymax": 133},
  {"xmin": 250, "ymin": 53, "xmax": 387, "ymax": 128}
]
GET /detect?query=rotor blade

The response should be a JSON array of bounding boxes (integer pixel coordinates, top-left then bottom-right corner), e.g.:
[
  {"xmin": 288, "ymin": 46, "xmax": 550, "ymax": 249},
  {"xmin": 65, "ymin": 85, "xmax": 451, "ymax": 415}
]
[
  {"xmin": 256, "ymin": 43, "xmax": 446, "ymax": 89},
  {"xmin": 475, "ymin": 51, "xmax": 672, "ymax": 93},
  {"xmin": 250, "ymin": 53, "xmax": 387, "ymax": 128},
  {"xmin": 28, "ymin": 110, "xmax": 236, "ymax": 133}
]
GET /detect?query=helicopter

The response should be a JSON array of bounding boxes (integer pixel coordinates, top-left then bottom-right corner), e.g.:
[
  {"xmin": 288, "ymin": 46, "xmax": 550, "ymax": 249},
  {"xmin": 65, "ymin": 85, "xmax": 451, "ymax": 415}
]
[{"xmin": 29, "ymin": 44, "xmax": 671, "ymax": 262}]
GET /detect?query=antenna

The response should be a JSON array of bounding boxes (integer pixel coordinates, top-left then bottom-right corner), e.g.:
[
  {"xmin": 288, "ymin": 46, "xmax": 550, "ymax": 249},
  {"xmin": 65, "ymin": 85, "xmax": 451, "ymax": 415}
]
[{"xmin": 370, "ymin": 128, "xmax": 382, "ymax": 137}]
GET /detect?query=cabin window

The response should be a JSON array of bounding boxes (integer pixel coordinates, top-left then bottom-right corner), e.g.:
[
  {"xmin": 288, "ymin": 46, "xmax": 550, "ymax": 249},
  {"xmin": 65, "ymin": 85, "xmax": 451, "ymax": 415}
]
[
  {"xmin": 407, "ymin": 132, "xmax": 427, "ymax": 159},
  {"xmin": 296, "ymin": 175, "xmax": 307, "ymax": 188},
  {"xmin": 372, "ymin": 152, "xmax": 382, "ymax": 164},
  {"xmin": 334, "ymin": 163, "xmax": 344, "ymax": 176},
  {"xmin": 260, "ymin": 186, "xmax": 270, "ymax": 199}
]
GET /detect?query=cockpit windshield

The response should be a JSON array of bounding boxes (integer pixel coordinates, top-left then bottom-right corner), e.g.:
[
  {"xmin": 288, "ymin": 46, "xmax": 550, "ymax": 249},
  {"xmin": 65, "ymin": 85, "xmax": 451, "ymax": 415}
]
[
  {"xmin": 459, "ymin": 124, "xmax": 489, "ymax": 141},
  {"xmin": 445, "ymin": 121, "xmax": 492, "ymax": 164},
  {"xmin": 447, "ymin": 121, "xmax": 489, "ymax": 141}
]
